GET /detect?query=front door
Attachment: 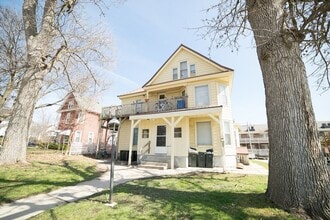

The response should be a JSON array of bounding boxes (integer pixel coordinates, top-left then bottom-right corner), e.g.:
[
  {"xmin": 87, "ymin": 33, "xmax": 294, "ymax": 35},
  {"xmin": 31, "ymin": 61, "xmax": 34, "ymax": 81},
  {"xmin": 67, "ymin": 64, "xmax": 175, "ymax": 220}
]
[{"xmin": 155, "ymin": 125, "xmax": 167, "ymax": 154}]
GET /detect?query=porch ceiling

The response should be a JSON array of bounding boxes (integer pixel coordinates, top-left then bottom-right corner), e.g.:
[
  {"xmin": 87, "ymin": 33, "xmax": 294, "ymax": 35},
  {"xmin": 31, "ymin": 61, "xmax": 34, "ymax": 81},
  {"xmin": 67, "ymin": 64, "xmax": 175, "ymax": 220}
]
[{"xmin": 129, "ymin": 106, "xmax": 222, "ymax": 120}]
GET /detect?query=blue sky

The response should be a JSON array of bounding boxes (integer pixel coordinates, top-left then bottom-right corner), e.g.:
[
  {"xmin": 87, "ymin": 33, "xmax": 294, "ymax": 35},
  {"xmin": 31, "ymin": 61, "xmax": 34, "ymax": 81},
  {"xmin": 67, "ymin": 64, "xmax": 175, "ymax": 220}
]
[{"xmin": 2, "ymin": 0, "xmax": 329, "ymax": 124}]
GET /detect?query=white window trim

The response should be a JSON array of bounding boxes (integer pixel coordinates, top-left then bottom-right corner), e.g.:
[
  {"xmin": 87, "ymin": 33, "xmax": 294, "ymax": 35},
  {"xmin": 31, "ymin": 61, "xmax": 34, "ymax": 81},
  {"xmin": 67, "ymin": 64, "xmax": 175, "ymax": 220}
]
[
  {"xmin": 88, "ymin": 132, "xmax": 94, "ymax": 144},
  {"xmin": 196, "ymin": 121, "xmax": 212, "ymax": 146},
  {"xmin": 218, "ymin": 84, "xmax": 229, "ymax": 106},
  {"xmin": 65, "ymin": 112, "xmax": 71, "ymax": 124},
  {"xmin": 73, "ymin": 130, "xmax": 82, "ymax": 143},
  {"xmin": 195, "ymin": 85, "xmax": 210, "ymax": 107},
  {"xmin": 223, "ymin": 121, "xmax": 232, "ymax": 146}
]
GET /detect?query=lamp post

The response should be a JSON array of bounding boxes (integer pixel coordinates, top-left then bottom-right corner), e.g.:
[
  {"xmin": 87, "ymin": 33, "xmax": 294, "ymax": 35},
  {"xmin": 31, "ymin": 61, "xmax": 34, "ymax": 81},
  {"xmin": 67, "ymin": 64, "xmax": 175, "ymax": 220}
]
[{"xmin": 107, "ymin": 117, "xmax": 120, "ymax": 207}]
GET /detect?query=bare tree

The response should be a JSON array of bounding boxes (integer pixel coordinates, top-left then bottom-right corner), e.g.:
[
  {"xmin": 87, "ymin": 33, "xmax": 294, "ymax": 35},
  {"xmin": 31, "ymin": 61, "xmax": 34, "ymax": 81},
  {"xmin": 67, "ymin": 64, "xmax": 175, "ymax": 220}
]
[
  {"xmin": 0, "ymin": 7, "xmax": 26, "ymax": 121},
  {"xmin": 0, "ymin": 0, "xmax": 114, "ymax": 164},
  {"xmin": 202, "ymin": 0, "xmax": 330, "ymax": 219}
]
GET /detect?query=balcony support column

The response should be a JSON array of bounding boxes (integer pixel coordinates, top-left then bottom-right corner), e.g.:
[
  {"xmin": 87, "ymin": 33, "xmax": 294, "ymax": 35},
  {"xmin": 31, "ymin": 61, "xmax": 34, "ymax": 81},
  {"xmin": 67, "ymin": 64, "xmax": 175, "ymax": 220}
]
[{"xmin": 163, "ymin": 116, "xmax": 183, "ymax": 169}]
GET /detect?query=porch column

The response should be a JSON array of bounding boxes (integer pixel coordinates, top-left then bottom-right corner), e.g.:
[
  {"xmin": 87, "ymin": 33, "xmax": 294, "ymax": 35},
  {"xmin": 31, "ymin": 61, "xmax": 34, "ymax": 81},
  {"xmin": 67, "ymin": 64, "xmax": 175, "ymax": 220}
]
[
  {"xmin": 163, "ymin": 116, "xmax": 183, "ymax": 169},
  {"xmin": 128, "ymin": 119, "xmax": 141, "ymax": 166}
]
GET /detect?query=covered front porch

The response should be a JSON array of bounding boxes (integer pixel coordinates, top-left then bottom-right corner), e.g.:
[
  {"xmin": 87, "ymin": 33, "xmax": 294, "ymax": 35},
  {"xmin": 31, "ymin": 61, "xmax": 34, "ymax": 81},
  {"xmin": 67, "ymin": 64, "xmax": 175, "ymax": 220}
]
[{"xmin": 122, "ymin": 106, "xmax": 228, "ymax": 169}]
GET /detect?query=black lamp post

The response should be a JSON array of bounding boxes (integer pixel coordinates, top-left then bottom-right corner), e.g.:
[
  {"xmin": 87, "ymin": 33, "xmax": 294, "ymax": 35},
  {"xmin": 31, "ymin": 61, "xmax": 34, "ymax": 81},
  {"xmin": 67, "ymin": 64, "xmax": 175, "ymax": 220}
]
[{"xmin": 107, "ymin": 116, "xmax": 120, "ymax": 207}]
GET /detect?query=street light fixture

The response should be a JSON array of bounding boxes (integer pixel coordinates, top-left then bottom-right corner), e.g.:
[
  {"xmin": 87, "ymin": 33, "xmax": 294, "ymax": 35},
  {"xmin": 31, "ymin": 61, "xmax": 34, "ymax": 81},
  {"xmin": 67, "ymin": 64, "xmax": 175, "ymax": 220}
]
[{"xmin": 107, "ymin": 116, "xmax": 120, "ymax": 207}]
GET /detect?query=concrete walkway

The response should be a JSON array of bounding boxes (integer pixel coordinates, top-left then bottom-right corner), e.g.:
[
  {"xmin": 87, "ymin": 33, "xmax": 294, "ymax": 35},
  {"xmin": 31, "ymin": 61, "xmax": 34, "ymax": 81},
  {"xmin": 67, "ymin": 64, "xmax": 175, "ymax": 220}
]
[{"xmin": 0, "ymin": 161, "xmax": 267, "ymax": 220}]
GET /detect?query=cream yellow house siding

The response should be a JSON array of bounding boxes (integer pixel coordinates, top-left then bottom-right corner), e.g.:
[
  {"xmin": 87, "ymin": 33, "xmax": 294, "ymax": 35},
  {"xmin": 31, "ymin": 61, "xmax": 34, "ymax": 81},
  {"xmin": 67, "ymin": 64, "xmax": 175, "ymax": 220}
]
[
  {"xmin": 121, "ymin": 95, "xmax": 145, "ymax": 105},
  {"xmin": 150, "ymin": 49, "xmax": 227, "ymax": 86}
]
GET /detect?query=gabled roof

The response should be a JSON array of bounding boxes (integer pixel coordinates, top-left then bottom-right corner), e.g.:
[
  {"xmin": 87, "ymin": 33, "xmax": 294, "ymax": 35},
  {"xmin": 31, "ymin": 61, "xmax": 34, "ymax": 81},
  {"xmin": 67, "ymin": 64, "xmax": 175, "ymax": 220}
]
[
  {"xmin": 143, "ymin": 44, "xmax": 234, "ymax": 88},
  {"xmin": 59, "ymin": 92, "xmax": 102, "ymax": 114}
]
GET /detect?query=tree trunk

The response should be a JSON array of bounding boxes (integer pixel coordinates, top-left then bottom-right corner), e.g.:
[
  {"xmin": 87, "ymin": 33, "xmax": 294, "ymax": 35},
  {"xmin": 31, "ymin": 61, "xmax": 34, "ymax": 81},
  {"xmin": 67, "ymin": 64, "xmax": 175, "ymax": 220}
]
[
  {"xmin": 247, "ymin": 1, "xmax": 330, "ymax": 219},
  {"xmin": 0, "ymin": 65, "xmax": 46, "ymax": 163}
]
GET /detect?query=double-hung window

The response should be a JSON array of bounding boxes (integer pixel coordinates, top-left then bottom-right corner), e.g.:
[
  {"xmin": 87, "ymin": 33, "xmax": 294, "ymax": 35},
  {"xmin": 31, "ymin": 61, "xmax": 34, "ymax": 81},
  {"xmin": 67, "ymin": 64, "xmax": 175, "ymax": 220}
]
[
  {"xmin": 180, "ymin": 61, "xmax": 188, "ymax": 78},
  {"xmin": 65, "ymin": 112, "xmax": 71, "ymax": 124},
  {"xmin": 74, "ymin": 131, "xmax": 82, "ymax": 143},
  {"xmin": 197, "ymin": 122, "xmax": 212, "ymax": 145},
  {"xmin": 195, "ymin": 85, "xmax": 209, "ymax": 107},
  {"xmin": 173, "ymin": 68, "xmax": 178, "ymax": 80},
  {"xmin": 133, "ymin": 128, "xmax": 138, "ymax": 145},
  {"xmin": 190, "ymin": 64, "xmax": 196, "ymax": 76},
  {"xmin": 218, "ymin": 85, "xmax": 228, "ymax": 106}
]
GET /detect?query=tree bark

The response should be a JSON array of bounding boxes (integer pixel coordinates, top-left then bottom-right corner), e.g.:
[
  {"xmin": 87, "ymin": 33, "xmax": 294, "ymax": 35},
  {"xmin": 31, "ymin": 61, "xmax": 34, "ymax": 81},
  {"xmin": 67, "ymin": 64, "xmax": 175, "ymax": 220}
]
[{"xmin": 247, "ymin": 1, "xmax": 330, "ymax": 218}]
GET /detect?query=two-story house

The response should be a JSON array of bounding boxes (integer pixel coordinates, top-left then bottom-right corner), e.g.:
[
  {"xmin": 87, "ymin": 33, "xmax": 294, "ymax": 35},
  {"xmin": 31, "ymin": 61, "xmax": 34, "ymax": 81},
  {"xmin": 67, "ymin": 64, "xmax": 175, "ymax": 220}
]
[
  {"xmin": 57, "ymin": 92, "xmax": 102, "ymax": 155},
  {"xmin": 102, "ymin": 44, "xmax": 237, "ymax": 169}
]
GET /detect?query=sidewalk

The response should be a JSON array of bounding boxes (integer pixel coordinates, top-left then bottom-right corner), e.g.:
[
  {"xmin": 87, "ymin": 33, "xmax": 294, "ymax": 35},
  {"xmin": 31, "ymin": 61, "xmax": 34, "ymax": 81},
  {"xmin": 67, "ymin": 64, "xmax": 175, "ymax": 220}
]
[{"xmin": 0, "ymin": 161, "xmax": 267, "ymax": 220}]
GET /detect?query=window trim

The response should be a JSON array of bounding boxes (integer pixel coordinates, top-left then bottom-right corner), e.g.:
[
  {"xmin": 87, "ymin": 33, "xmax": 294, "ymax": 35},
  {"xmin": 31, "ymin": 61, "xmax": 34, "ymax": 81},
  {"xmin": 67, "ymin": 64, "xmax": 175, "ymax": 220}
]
[
  {"xmin": 223, "ymin": 121, "xmax": 232, "ymax": 145},
  {"xmin": 196, "ymin": 121, "xmax": 212, "ymax": 145},
  {"xmin": 180, "ymin": 61, "xmax": 188, "ymax": 79},
  {"xmin": 190, "ymin": 64, "xmax": 196, "ymax": 76},
  {"xmin": 133, "ymin": 127, "xmax": 138, "ymax": 145},
  {"xmin": 73, "ymin": 130, "xmax": 82, "ymax": 143},
  {"xmin": 218, "ymin": 84, "xmax": 229, "ymax": 106},
  {"xmin": 87, "ymin": 132, "xmax": 94, "ymax": 144},
  {"xmin": 65, "ymin": 112, "xmax": 71, "ymax": 124},
  {"xmin": 142, "ymin": 129, "xmax": 149, "ymax": 138},
  {"xmin": 173, "ymin": 68, "xmax": 178, "ymax": 80},
  {"xmin": 68, "ymin": 100, "xmax": 74, "ymax": 109},
  {"xmin": 195, "ymin": 85, "xmax": 210, "ymax": 107}
]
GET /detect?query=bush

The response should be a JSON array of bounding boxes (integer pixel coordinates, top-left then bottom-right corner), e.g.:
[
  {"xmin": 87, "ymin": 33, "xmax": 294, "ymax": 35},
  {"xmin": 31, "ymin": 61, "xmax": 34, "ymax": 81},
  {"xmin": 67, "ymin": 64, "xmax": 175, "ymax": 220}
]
[{"xmin": 38, "ymin": 142, "xmax": 68, "ymax": 151}]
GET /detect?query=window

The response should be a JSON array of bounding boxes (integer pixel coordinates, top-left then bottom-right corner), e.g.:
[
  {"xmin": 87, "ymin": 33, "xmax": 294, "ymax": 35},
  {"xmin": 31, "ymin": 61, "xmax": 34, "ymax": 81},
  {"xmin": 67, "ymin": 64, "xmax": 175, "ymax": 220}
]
[
  {"xmin": 173, "ymin": 68, "xmax": 178, "ymax": 80},
  {"xmin": 88, "ymin": 132, "xmax": 94, "ymax": 144},
  {"xmin": 142, "ymin": 129, "xmax": 149, "ymax": 138},
  {"xmin": 190, "ymin": 64, "xmax": 196, "ymax": 76},
  {"xmin": 77, "ymin": 111, "xmax": 84, "ymax": 123},
  {"xmin": 180, "ymin": 61, "xmax": 188, "ymax": 78},
  {"xmin": 174, "ymin": 127, "xmax": 182, "ymax": 138},
  {"xmin": 133, "ymin": 127, "xmax": 138, "ymax": 145},
  {"xmin": 197, "ymin": 122, "xmax": 212, "ymax": 145},
  {"xmin": 195, "ymin": 85, "xmax": 209, "ymax": 107},
  {"xmin": 65, "ymin": 112, "xmax": 71, "ymax": 124},
  {"xmin": 74, "ymin": 131, "xmax": 82, "ymax": 143},
  {"xmin": 218, "ymin": 85, "xmax": 228, "ymax": 105},
  {"xmin": 224, "ymin": 121, "xmax": 232, "ymax": 145},
  {"xmin": 68, "ymin": 100, "xmax": 74, "ymax": 109},
  {"xmin": 156, "ymin": 125, "xmax": 166, "ymax": 146}
]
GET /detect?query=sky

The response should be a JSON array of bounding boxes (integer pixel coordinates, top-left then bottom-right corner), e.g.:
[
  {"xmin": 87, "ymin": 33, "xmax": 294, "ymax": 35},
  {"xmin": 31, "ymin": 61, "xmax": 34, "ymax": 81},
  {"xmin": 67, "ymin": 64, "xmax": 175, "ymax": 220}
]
[{"xmin": 2, "ymin": 0, "xmax": 330, "ymax": 125}]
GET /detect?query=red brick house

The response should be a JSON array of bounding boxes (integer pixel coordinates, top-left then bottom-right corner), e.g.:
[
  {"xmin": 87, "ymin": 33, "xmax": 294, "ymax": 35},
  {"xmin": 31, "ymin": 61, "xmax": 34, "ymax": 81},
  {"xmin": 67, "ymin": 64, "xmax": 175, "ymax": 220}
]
[{"xmin": 57, "ymin": 92, "xmax": 102, "ymax": 155}]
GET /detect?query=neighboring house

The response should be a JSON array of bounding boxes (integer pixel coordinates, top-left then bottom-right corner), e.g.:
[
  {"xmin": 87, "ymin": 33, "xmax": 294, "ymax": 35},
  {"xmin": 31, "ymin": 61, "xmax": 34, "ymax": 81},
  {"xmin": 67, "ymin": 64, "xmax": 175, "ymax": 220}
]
[
  {"xmin": 239, "ymin": 122, "xmax": 330, "ymax": 160},
  {"xmin": 102, "ymin": 44, "xmax": 237, "ymax": 169},
  {"xmin": 239, "ymin": 124, "xmax": 269, "ymax": 158},
  {"xmin": 57, "ymin": 92, "xmax": 102, "ymax": 155}
]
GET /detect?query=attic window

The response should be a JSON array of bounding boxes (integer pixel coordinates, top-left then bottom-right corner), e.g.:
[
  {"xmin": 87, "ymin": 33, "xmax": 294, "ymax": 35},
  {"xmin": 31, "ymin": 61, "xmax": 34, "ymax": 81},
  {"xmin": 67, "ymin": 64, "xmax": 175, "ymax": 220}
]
[
  {"xmin": 68, "ymin": 100, "xmax": 74, "ymax": 109},
  {"xmin": 180, "ymin": 61, "xmax": 188, "ymax": 78},
  {"xmin": 173, "ymin": 68, "xmax": 178, "ymax": 80},
  {"xmin": 190, "ymin": 64, "xmax": 196, "ymax": 76}
]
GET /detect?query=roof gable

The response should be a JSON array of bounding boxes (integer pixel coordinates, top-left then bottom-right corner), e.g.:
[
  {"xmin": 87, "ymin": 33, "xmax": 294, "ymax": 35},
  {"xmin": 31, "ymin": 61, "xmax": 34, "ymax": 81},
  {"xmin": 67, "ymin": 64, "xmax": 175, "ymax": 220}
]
[
  {"xmin": 143, "ymin": 44, "xmax": 233, "ymax": 87},
  {"xmin": 58, "ymin": 92, "xmax": 102, "ymax": 114}
]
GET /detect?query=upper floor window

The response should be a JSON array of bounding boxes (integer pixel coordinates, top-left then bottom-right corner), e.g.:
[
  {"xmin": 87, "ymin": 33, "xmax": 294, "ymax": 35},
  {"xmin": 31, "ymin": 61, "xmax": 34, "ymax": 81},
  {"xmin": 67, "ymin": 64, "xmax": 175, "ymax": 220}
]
[
  {"xmin": 77, "ymin": 111, "xmax": 84, "ymax": 123},
  {"xmin": 190, "ymin": 64, "xmax": 196, "ymax": 76},
  {"xmin": 195, "ymin": 85, "xmax": 209, "ymax": 107},
  {"xmin": 173, "ymin": 68, "xmax": 178, "ymax": 80},
  {"xmin": 68, "ymin": 100, "xmax": 74, "ymax": 109},
  {"xmin": 180, "ymin": 61, "xmax": 188, "ymax": 78},
  {"xmin": 65, "ymin": 112, "xmax": 71, "ymax": 124},
  {"xmin": 218, "ymin": 85, "xmax": 228, "ymax": 106}
]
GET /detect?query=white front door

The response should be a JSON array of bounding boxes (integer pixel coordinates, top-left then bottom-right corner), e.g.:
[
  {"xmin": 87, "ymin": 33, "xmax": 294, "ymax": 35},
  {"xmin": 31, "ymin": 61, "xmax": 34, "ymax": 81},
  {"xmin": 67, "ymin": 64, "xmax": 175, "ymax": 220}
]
[{"xmin": 155, "ymin": 125, "xmax": 167, "ymax": 154}]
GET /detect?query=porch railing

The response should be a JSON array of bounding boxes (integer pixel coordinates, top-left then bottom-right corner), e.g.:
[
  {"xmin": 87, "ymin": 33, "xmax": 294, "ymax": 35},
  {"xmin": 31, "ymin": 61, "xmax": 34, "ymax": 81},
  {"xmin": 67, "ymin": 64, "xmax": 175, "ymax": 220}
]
[
  {"xmin": 138, "ymin": 140, "xmax": 151, "ymax": 164},
  {"xmin": 102, "ymin": 96, "xmax": 188, "ymax": 118}
]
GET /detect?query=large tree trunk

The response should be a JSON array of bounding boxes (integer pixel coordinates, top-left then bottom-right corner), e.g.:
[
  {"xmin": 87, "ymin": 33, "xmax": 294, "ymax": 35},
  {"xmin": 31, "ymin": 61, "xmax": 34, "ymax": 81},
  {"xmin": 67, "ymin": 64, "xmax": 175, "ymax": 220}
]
[
  {"xmin": 247, "ymin": 1, "xmax": 330, "ymax": 219},
  {"xmin": 0, "ymin": 67, "xmax": 46, "ymax": 163}
]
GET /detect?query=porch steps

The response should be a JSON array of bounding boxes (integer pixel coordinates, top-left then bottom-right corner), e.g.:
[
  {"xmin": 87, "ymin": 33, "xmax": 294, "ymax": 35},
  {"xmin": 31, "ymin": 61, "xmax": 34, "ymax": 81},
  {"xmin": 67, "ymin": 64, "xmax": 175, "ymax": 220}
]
[{"xmin": 138, "ymin": 161, "xmax": 168, "ymax": 170}]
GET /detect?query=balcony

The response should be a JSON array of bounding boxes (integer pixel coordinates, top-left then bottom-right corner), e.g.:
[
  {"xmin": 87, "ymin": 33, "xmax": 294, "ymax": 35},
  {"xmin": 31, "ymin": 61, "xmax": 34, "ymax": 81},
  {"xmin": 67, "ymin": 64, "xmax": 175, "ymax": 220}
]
[
  {"xmin": 240, "ymin": 137, "xmax": 269, "ymax": 144},
  {"xmin": 102, "ymin": 96, "xmax": 188, "ymax": 119}
]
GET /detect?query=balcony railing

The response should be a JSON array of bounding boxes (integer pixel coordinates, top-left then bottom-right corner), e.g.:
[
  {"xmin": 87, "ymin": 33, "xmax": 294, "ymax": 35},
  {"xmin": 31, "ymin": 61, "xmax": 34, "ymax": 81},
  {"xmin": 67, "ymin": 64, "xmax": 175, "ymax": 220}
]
[
  {"xmin": 102, "ymin": 96, "xmax": 188, "ymax": 119},
  {"xmin": 239, "ymin": 137, "xmax": 269, "ymax": 144}
]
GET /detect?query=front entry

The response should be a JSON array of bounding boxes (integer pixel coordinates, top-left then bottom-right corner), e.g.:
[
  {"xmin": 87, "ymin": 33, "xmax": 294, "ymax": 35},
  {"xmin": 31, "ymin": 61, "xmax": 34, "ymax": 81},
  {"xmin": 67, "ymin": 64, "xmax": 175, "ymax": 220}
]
[{"xmin": 155, "ymin": 125, "xmax": 167, "ymax": 154}]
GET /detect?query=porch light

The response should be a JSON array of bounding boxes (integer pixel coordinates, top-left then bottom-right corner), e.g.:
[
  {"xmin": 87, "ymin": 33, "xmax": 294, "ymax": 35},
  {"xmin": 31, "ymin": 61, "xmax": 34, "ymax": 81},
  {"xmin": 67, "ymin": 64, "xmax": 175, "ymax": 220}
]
[{"xmin": 107, "ymin": 116, "xmax": 120, "ymax": 207}]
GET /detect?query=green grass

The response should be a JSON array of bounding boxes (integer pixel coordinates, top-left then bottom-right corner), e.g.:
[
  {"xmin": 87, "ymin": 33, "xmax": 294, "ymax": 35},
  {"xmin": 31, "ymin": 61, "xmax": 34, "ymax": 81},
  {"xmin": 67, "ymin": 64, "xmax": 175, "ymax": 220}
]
[
  {"xmin": 32, "ymin": 173, "xmax": 298, "ymax": 220},
  {"xmin": 252, "ymin": 159, "xmax": 269, "ymax": 169},
  {"xmin": 0, "ymin": 149, "xmax": 101, "ymax": 204}
]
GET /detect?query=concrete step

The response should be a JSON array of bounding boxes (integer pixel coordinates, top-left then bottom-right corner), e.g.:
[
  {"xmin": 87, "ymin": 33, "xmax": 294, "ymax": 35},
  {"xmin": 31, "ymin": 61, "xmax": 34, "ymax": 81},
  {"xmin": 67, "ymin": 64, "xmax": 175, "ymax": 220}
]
[{"xmin": 139, "ymin": 161, "xmax": 168, "ymax": 170}]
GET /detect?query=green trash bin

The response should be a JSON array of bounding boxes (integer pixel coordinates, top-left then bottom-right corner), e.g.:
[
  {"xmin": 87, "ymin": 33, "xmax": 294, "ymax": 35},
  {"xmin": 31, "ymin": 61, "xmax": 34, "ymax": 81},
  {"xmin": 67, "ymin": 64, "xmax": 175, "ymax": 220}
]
[
  {"xmin": 198, "ymin": 152, "xmax": 206, "ymax": 168},
  {"xmin": 205, "ymin": 153, "xmax": 213, "ymax": 168},
  {"xmin": 189, "ymin": 153, "xmax": 198, "ymax": 167}
]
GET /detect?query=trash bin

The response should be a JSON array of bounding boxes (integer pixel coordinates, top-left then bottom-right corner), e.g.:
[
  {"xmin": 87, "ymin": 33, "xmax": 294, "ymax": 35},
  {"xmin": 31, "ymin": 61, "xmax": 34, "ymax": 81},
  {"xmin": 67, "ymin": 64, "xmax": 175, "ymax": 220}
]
[
  {"xmin": 198, "ymin": 152, "xmax": 206, "ymax": 167},
  {"xmin": 176, "ymin": 99, "xmax": 185, "ymax": 109},
  {"xmin": 189, "ymin": 153, "xmax": 198, "ymax": 167},
  {"xmin": 120, "ymin": 150, "xmax": 129, "ymax": 161},
  {"xmin": 205, "ymin": 152, "xmax": 213, "ymax": 168}
]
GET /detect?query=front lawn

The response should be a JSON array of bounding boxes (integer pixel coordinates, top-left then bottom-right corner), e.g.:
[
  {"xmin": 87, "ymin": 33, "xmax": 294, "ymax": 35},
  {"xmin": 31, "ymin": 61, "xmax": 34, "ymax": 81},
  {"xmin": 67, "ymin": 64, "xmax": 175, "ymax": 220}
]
[
  {"xmin": 32, "ymin": 173, "xmax": 298, "ymax": 220},
  {"xmin": 0, "ymin": 148, "xmax": 102, "ymax": 204}
]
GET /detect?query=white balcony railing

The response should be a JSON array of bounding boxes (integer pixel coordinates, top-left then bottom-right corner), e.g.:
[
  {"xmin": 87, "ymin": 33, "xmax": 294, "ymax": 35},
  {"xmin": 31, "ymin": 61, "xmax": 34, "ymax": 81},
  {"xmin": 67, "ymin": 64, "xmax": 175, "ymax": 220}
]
[
  {"xmin": 240, "ymin": 137, "xmax": 269, "ymax": 144},
  {"xmin": 102, "ymin": 96, "xmax": 188, "ymax": 119}
]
